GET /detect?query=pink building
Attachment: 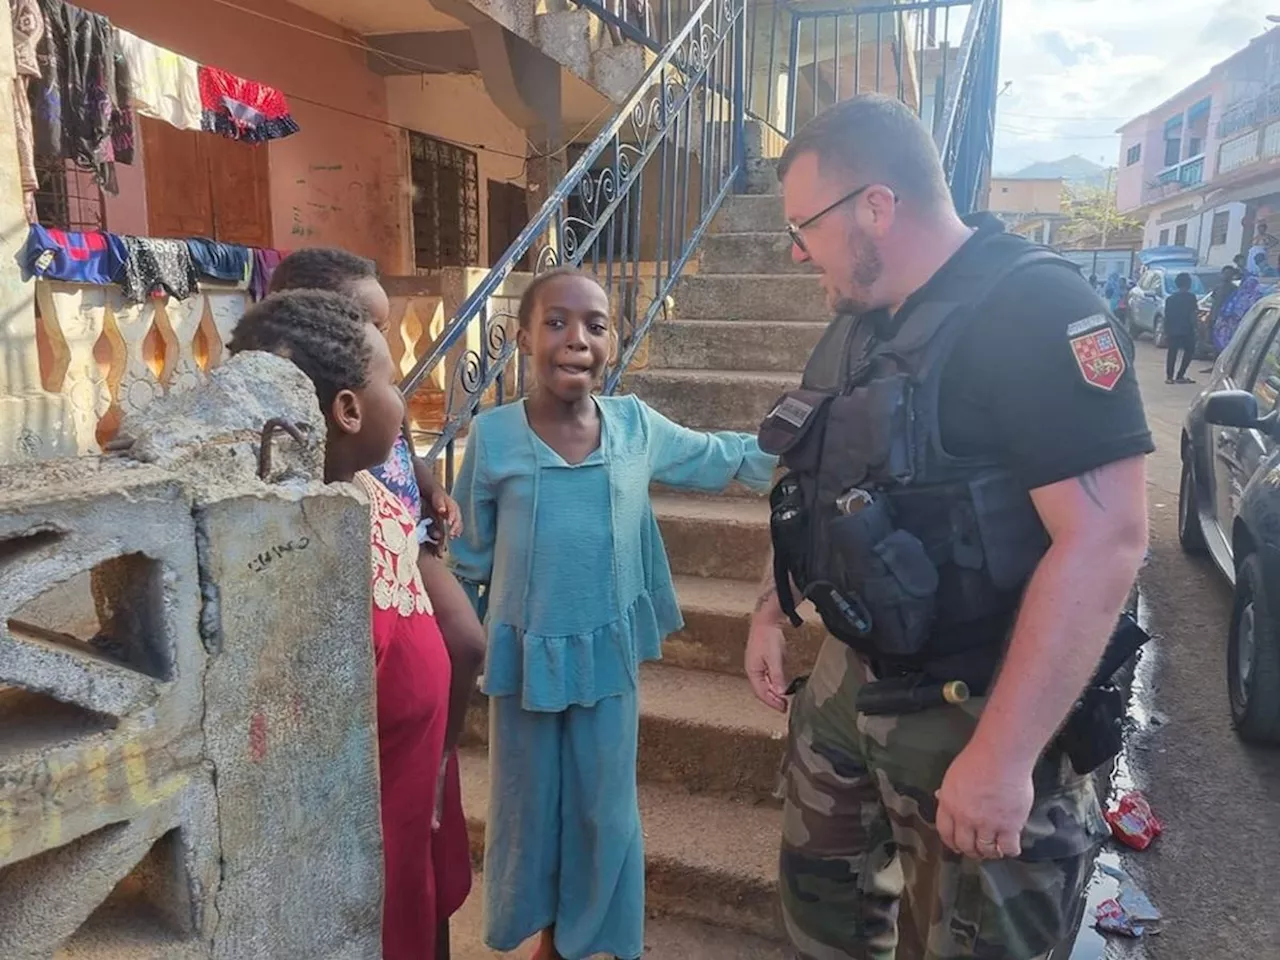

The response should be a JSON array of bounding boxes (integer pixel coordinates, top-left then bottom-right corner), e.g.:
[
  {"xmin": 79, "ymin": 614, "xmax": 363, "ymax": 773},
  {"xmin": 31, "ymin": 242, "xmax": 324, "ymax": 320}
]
[{"xmin": 1115, "ymin": 28, "xmax": 1280, "ymax": 268}]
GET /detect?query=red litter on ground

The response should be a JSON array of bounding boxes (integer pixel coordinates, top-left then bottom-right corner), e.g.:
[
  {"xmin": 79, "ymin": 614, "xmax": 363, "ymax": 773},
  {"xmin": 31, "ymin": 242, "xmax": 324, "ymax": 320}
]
[
  {"xmin": 1096, "ymin": 897, "xmax": 1145, "ymax": 938},
  {"xmin": 1105, "ymin": 791, "xmax": 1164, "ymax": 851}
]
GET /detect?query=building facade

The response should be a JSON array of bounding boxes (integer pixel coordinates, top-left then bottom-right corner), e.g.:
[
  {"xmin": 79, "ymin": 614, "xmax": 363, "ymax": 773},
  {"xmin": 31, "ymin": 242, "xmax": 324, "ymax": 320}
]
[{"xmin": 1116, "ymin": 27, "xmax": 1280, "ymax": 268}]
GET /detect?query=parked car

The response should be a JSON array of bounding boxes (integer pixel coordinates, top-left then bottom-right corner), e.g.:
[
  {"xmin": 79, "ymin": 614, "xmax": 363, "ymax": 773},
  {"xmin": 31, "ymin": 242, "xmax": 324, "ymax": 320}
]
[
  {"xmin": 1179, "ymin": 291, "xmax": 1280, "ymax": 742},
  {"xmin": 1127, "ymin": 263, "xmax": 1207, "ymax": 345}
]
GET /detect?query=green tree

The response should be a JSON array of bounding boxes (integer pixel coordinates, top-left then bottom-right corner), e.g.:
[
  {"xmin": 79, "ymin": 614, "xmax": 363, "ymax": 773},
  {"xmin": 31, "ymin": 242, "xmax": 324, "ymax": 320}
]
[{"xmin": 1058, "ymin": 179, "xmax": 1142, "ymax": 248}]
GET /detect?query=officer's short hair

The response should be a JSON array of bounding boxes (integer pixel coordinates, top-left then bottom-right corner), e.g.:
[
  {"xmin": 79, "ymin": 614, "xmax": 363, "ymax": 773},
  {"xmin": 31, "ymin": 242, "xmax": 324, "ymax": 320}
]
[{"xmin": 777, "ymin": 94, "xmax": 952, "ymax": 211}]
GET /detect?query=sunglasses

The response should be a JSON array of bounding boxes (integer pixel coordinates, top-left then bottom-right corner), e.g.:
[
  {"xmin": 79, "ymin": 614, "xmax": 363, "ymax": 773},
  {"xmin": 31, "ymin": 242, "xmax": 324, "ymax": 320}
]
[{"xmin": 786, "ymin": 184, "xmax": 871, "ymax": 255}]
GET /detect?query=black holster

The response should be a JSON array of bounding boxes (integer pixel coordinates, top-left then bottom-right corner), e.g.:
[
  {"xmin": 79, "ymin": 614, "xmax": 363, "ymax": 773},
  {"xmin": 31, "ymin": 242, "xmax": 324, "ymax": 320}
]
[{"xmin": 1055, "ymin": 612, "xmax": 1149, "ymax": 775}]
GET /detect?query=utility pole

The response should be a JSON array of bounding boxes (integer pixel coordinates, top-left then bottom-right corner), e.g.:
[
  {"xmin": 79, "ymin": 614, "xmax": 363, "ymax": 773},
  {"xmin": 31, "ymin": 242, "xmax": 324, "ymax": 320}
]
[{"xmin": 1101, "ymin": 162, "xmax": 1115, "ymax": 249}]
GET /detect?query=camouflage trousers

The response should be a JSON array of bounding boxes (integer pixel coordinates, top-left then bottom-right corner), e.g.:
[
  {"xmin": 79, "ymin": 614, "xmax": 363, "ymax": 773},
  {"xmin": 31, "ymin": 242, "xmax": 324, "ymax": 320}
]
[{"xmin": 778, "ymin": 637, "xmax": 1109, "ymax": 960}]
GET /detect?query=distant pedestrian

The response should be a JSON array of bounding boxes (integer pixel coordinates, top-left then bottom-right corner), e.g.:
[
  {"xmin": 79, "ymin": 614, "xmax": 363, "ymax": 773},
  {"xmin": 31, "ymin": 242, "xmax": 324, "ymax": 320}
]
[
  {"xmin": 1255, "ymin": 250, "xmax": 1278, "ymax": 278},
  {"xmin": 1215, "ymin": 274, "xmax": 1263, "ymax": 353},
  {"xmin": 449, "ymin": 269, "xmax": 775, "ymax": 960},
  {"xmin": 1164, "ymin": 272, "xmax": 1198, "ymax": 384}
]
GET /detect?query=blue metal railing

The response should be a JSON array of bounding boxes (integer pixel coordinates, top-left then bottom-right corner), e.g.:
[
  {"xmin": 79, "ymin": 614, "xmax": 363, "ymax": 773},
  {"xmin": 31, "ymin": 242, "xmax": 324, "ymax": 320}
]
[
  {"xmin": 400, "ymin": 0, "xmax": 747, "ymax": 483},
  {"xmin": 401, "ymin": 0, "xmax": 1001, "ymax": 482}
]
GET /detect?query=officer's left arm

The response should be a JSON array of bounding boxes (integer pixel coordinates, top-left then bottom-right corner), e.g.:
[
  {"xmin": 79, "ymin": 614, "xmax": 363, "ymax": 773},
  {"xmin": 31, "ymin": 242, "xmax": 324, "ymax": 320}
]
[{"xmin": 936, "ymin": 455, "xmax": 1148, "ymax": 859}]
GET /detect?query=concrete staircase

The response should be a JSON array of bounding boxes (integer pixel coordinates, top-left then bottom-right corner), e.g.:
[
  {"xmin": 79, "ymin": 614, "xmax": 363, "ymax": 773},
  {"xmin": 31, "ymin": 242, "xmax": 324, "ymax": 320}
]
[{"xmin": 455, "ymin": 150, "xmax": 830, "ymax": 955}]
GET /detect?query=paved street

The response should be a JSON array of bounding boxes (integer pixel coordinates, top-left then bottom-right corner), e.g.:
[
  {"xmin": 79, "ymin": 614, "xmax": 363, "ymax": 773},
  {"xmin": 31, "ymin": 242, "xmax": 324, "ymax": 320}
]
[{"xmin": 1106, "ymin": 340, "xmax": 1280, "ymax": 958}]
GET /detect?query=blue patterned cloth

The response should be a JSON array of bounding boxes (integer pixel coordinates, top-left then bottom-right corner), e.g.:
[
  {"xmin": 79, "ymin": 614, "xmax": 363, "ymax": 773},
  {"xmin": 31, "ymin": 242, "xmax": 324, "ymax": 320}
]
[{"xmin": 370, "ymin": 435, "xmax": 422, "ymax": 526}]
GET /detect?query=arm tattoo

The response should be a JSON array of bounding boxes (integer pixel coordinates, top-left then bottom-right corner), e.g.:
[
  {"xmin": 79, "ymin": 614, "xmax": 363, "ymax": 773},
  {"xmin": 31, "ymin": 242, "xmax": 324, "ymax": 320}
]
[
  {"xmin": 754, "ymin": 585, "xmax": 778, "ymax": 614},
  {"xmin": 1078, "ymin": 469, "xmax": 1107, "ymax": 512}
]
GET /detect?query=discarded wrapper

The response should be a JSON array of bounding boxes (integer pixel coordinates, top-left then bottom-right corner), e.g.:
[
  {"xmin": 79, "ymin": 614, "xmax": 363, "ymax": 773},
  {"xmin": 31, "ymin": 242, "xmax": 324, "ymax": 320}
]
[
  {"xmin": 1105, "ymin": 790, "xmax": 1164, "ymax": 851},
  {"xmin": 1096, "ymin": 898, "xmax": 1144, "ymax": 938}
]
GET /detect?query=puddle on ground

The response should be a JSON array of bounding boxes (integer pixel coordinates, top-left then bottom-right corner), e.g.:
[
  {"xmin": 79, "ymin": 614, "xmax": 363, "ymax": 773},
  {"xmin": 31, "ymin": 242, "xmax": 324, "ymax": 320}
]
[{"xmin": 1062, "ymin": 592, "xmax": 1159, "ymax": 960}]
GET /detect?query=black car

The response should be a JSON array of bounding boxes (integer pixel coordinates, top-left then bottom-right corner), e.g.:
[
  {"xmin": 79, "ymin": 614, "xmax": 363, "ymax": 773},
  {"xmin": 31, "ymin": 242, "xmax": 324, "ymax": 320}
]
[{"xmin": 1180, "ymin": 292, "xmax": 1280, "ymax": 742}]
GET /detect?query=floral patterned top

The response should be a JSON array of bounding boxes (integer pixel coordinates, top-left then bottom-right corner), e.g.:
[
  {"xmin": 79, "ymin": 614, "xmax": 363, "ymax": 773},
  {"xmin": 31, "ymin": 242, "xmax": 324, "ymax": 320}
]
[{"xmin": 370, "ymin": 435, "xmax": 422, "ymax": 526}]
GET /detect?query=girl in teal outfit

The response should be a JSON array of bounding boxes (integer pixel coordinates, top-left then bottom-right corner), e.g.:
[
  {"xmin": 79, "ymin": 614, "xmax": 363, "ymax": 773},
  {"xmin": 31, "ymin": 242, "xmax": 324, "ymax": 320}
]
[{"xmin": 449, "ymin": 270, "xmax": 775, "ymax": 960}]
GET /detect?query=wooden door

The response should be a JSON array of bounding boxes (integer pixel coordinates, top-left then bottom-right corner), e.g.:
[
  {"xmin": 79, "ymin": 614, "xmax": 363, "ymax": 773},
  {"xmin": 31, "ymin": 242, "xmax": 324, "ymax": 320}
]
[
  {"xmin": 140, "ymin": 116, "xmax": 271, "ymax": 247},
  {"xmin": 142, "ymin": 118, "xmax": 213, "ymax": 239},
  {"xmin": 206, "ymin": 135, "xmax": 272, "ymax": 248}
]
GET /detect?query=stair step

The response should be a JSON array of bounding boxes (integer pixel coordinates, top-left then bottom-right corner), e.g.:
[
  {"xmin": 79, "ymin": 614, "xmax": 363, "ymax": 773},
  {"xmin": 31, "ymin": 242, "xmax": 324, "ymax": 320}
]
[
  {"xmin": 450, "ymin": 891, "xmax": 789, "ymax": 959},
  {"xmin": 627, "ymin": 368, "xmax": 799, "ymax": 433},
  {"xmin": 700, "ymin": 233, "xmax": 812, "ymax": 274},
  {"xmin": 652, "ymin": 492, "xmax": 771, "ymax": 581},
  {"xmin": 669, "ymin": 574, "xmax": 825, "ymax": 678},
  {"xmin": 712, "ymin": 194, "xmax": 786, "ymax": 234},
  {"xmin": 647, "ymin": 319, "xmax": 826, "ymax": 371},
  {"xmin": 673, "ymin": 274, "xmax": 826, "ymax": 322},
  {"xmin": 458, "ymin": 746, "xmax": 783, "ymax": 939},
  {"xmin": 464, "ymin": 662, "xmax": 788, "ymax": 802}
]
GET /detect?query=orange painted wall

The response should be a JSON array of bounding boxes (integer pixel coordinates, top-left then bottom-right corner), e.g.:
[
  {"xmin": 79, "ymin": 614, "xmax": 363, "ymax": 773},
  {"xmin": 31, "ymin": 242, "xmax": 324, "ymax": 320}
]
[{"xmin": 85, "ymin": 0, "xmax": 410, "ymax": 270}]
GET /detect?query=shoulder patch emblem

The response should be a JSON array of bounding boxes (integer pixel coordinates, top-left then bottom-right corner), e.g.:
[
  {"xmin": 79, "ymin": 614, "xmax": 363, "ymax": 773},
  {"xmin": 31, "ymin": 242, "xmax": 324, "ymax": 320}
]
[{"xmin": 1069, "ymin": 324, "xmax": 1126, "ymax": 391}]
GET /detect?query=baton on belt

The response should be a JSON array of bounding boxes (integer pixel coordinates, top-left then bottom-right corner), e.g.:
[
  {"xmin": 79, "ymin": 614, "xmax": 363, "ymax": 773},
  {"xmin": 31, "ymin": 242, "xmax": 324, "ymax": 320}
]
[{"xmin": 856, "ymin": 674, "xmax": 970, "ymax": 716}]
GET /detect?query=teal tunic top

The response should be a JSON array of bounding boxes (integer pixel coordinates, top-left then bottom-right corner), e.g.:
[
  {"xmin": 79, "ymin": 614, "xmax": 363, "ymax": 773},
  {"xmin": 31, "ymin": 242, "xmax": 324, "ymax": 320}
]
[{"xmin": 449, "ymin": 395, "xmax": 776, "ymax": 712}]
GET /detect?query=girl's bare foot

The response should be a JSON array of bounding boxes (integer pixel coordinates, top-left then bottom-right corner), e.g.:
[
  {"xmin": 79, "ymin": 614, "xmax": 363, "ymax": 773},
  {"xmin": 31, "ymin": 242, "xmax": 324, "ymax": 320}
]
[{"xmin": 530, "ymin": 929, "xmax": 563, "ymax": 960}]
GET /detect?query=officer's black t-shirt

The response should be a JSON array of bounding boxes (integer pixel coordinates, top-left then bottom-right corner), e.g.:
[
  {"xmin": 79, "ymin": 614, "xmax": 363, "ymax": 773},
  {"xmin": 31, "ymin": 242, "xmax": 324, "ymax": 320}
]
[{"xmin": 877, "ymin": 219, "xmax": 1155, "ymax": 490}]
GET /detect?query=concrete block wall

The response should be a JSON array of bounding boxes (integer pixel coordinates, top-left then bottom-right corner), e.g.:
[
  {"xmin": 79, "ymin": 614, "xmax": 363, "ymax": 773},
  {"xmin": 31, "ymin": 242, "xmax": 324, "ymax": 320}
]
[{"xmin": 0, "ymin": 452, "xmax": 383, "ymax": 956}]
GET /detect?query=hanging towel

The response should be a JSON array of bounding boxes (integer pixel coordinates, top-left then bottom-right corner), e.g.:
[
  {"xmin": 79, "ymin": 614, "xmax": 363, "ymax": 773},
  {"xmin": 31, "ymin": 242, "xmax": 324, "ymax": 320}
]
[
  {"xmin": 11, "ymin": 0, "xmax": 45, "ymax": 222},
  {"xmin": 198, "ymin": 65, "xmax": 298, "ymax": 143},
  {"xmin": 186, "ymin": 238, "xmax": 252, "ymax": 284},
  {"xmin": 249, "ymin": 248, "xmax": 285, "ymax": 301},
  {"xmin": 24, "ymin": 223, "xmax": 126, "ymax": 284},
  {"xmin": 115, "ymin": 28, "xmax": 201, "ymax": 131},
  {"xmin": 120, "ymin": 236, "xmax": 199, "ymax": 302}
]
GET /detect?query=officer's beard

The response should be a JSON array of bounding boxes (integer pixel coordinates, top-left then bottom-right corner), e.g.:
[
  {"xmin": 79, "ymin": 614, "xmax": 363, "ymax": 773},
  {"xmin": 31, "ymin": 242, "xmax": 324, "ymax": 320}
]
[{"xmin": 832, "ymin": 227, "xmax": 884, "ymax": 317}]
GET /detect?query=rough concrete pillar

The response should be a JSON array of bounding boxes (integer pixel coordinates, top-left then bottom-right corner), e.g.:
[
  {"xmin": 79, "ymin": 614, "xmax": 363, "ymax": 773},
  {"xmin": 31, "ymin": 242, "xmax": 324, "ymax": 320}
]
[
  {"xmin": 0, "ymin": 4, "xmax": 74, "ymax": 463},
  {"xmin": 0, "ymin": 352, "xmax": 384, "ymax": 958}
]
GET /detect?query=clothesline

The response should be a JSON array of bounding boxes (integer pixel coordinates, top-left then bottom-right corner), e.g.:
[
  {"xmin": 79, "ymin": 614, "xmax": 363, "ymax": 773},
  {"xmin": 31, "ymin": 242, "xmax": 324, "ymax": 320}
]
[
  {"xmin": 12, "ymin": 0, "xmax": 300, "ymax": 224},
  {"xmin": 23, "ymin": 222, "xmax": 288, "ymax": 304}
]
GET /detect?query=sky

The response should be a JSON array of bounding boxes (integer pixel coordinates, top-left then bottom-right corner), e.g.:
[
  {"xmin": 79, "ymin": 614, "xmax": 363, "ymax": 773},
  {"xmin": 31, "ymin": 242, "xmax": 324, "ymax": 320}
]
[{"xmin": 992, "ymin": 0, "xmax": 1276, "ymax": 174}]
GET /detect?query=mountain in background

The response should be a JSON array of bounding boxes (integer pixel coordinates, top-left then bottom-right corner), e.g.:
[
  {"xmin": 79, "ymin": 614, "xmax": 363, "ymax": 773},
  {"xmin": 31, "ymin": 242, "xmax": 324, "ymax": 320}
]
[{"xmin": 1003, "ymin": 155, "xmax": 1110, "ymax": 187}]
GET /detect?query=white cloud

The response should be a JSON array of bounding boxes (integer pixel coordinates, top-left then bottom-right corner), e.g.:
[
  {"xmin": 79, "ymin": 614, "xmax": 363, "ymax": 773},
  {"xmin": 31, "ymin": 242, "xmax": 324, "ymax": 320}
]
[{"xmin": 993, "ymin": 0, "xmax": 1273, "ymax": 173}]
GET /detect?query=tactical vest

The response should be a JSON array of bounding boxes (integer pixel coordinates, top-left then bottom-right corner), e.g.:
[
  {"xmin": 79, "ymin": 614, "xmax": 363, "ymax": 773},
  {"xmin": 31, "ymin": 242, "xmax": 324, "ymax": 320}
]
[{"xmin": 760, "ymin": 233, "xmax": 1077, "ymax": 673}]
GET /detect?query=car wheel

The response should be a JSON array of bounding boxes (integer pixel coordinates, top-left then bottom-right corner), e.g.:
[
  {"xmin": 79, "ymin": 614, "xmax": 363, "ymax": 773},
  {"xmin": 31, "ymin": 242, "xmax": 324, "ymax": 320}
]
[
  {"xmin": 1178, "ymin": 457, "xmax": 1207, "ymax": 554},
  {"xmin": 1154, "ymin": 315, "xmax": 1166, "ymax": 348},
  {"xmin": 1228, "ymin": 553, "xmax": 1280, "ymax": 743}
]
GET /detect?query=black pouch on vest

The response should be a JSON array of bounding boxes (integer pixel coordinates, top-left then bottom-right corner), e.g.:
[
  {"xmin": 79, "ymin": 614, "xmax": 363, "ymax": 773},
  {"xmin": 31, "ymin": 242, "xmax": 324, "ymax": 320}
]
[
  {"xmin": 759, "ymin": 388, "xmax": 835, "ymax": 469},
  {"xmin": 828, "ymin": 496, "xmax": 940, "ymax": 657}
]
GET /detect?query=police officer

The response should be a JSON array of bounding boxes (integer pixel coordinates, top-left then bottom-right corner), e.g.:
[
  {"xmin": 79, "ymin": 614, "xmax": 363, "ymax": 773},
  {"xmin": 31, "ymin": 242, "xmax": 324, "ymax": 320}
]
[{"xmin": 744, "ymin": 95, "xmax": 1153, "ymax": 959}]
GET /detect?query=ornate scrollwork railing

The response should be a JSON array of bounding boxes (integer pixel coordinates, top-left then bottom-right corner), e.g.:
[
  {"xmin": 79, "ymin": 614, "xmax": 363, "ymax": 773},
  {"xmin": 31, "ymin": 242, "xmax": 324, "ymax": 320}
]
[{"xmin": 401, "ymin": 0, "xmax": 747, "ymax": 484}]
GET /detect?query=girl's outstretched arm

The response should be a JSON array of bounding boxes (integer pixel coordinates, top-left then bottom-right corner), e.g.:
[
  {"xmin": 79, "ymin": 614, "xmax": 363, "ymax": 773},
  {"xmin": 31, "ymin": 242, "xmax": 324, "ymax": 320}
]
[{"xmin": 641, "ymin": 398, "xmax": 777, "ymax": 493}]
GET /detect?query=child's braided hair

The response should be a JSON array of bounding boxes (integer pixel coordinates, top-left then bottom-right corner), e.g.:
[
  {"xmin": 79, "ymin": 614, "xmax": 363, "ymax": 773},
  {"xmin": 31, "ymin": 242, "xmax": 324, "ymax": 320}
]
[
  {"xmin": 228, "ymin": 291, "xmax": 372, "ymax": 411},
  {"xmin": 268, "ymin": 247, "xmax": 376, "ymax": 296}
]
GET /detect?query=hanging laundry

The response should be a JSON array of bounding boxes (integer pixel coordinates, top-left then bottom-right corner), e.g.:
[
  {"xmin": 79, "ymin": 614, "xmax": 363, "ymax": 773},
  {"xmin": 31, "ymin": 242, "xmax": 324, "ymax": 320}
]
[
  {"xmin": 249, "ymin": 248, "xmax": 286, "ymax": 301},
  {"xmin": 110, "ymin": 29, "xmax": 134, "ymax": 164},
  {"xmin": 115, "ymin": 28, "xmax": 201, "ymax": 131},
  {"xmin": 186, "ymin": 238, "xmax": 252, "ymax": 285},
  {"xmin": 24, "ymin": 223, "xmax": 126, "ymax": 284},
  {"xmin": 119, "ymin": 236, "xmax": 200, "ymax": 302},
  {"xmin": 198, "ymin": 65, "xmax": 298, "ymax": 143},
  {"xmin": 11, "ymin": 0, "xmax": 45, "ymax": 222},
  {"xmin": 31, "ymin": 0, "xmax": 131, "ymax": 193}
]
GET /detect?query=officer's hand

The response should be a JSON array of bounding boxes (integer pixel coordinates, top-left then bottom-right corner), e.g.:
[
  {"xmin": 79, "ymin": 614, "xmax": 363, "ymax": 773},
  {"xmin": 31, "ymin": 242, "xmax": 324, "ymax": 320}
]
[
  {"xmin": 745, "ymin": 618, "xmax": 788, "ymax": 712},
  {"xmin": 934, "ymin": 742, "xmax": 1034, "ymax": 860}
]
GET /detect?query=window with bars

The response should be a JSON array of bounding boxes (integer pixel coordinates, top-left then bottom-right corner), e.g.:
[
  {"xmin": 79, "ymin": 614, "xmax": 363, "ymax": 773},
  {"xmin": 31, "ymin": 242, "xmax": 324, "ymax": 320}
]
[
  {"xmin": 34, "ymin": 158, "xmax": 107, "ymax": 231},
  {"xmin": 1126, "ymin": 144, "xmax": 1141, "ymax": 166},
  {"xmin": 409, "ymin": 132, "xmax": 480, "ymax": 270},
  {"xmin": 1211, "ymin": 211, "xmax": 1230, "ymax": 246}
]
